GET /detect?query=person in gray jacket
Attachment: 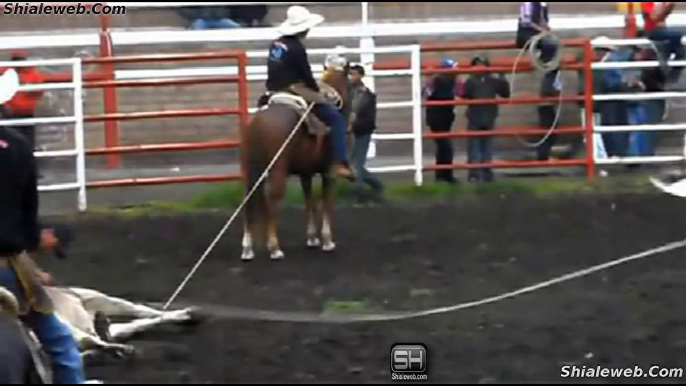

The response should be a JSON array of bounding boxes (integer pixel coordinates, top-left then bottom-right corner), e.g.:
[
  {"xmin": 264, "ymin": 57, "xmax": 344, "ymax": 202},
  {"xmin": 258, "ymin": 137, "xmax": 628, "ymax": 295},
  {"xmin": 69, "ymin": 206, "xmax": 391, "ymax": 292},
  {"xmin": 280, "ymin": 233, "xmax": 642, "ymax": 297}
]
[
  {"xmin": 462, "ymin": 54, "xmax": 510, "ymax": 182},
  {"xmin": 349, "ymin": 65, "xmax": 384, "ymax": 204}
]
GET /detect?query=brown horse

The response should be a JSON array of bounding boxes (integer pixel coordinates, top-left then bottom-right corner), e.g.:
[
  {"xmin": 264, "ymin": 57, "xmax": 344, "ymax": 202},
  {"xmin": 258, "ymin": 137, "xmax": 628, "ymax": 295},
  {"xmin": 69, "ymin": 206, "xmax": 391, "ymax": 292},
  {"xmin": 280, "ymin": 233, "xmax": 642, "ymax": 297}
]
[{"xmin": 240, "ymin": 62, "xmax": 350, "ymax": 261}]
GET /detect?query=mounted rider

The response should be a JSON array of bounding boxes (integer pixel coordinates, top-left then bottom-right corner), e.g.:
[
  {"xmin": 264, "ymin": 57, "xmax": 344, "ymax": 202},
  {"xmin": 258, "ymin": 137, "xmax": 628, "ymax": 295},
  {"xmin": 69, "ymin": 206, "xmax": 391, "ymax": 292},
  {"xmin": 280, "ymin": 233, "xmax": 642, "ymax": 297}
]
[
  {"xmin": 265, "ymin": 5, "xmax": 354, "ymax": 179},
  {"xmin": 0, "ymin": 70, "xmax": 86, "ymax": 384}
]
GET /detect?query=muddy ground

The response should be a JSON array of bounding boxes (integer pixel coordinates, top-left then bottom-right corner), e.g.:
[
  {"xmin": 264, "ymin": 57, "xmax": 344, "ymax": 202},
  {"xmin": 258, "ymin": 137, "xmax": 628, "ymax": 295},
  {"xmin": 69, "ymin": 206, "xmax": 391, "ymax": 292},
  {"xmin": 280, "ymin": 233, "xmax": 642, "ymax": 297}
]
[{"xmin": 41, "ymin": 192, "xmax": 686, "ymax": 383}]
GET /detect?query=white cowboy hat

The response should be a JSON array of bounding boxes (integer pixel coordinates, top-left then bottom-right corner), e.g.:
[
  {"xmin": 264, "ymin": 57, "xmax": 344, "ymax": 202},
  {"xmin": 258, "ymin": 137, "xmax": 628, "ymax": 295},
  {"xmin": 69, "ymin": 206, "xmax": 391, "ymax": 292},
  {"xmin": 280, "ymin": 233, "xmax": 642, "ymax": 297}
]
[
  {"xmin": 277, "ymin": 5, "xmax": 325, "ymax": 36},
  {"xmin": 592, "ymin": 36, "xmax": 617, "ymax": 51},
  {"xmin": 0, "ymin": 68, "xmax": 19, "ymax": 105}
]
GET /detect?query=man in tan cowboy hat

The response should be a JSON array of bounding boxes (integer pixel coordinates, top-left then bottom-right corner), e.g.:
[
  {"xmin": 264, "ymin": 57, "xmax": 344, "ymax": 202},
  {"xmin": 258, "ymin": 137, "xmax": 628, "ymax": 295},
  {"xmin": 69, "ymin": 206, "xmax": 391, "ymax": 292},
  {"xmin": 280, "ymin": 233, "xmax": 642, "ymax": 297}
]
[{"xmin": 265, "ymin": 5, "xmax": 354, "ymax": 179}]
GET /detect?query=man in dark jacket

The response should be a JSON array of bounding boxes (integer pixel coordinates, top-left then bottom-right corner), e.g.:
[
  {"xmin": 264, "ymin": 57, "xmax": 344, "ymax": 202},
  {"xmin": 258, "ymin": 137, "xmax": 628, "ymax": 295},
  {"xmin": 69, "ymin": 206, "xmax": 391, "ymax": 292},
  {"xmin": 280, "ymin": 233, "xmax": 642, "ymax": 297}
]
[
  {"xmin": 349, "ymin": 65, "xmax": 383, "ymax": 203},
  {"xmin": 462, "ymin": 54, "xmax": 510, "ymax": 182},
  {"xmin": 516, "ymin": 2, "xmax": 558, "ymax": 72},
  {"xmin": 424, "ymin": 57, "xmax": 461, "ymax": 184},
  {"xmin": 0, "ymin": 124, "xmax": 85, "ymax": 384},
  {"xmin": 265, "ymin": 5, "xmax": 354, "ymax": 179}
]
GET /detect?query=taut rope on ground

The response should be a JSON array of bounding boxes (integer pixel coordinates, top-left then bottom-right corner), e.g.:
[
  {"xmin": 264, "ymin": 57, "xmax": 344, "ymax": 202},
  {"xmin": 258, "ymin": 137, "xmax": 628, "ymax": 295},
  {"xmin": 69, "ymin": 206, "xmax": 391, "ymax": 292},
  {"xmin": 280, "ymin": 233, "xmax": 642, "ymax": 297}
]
[
  {"xmin": 161, "ymin": 102, "xmax": 316, "ymax": 311},
  {"xmin": 159, "ymin": 237, "xmax": 686, "ymax": 323},
  {"xmin": 510, "ymin": 31, "xmax": 564, "ymax": 148}
]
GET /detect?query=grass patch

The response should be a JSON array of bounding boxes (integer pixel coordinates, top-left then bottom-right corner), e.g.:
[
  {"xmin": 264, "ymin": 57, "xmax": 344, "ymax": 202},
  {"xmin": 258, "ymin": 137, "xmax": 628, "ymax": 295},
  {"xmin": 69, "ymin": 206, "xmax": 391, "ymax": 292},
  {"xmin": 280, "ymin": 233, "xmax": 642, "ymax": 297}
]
[
  {"xmin": 78, "ymin": 172, "xmax": 659, "ymax": 218},
  {"xmin": 323, "ymin": 299, "xmax": 375, "ymax": 314}
]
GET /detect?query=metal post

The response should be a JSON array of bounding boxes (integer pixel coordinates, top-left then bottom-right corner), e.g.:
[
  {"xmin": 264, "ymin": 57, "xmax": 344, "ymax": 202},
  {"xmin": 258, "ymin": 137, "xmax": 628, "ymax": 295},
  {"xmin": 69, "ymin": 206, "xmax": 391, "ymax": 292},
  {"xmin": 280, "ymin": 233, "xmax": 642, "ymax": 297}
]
[
  {"xmin": 72, "ymin": 58, "xmax": 88, "ymax": 211},
  {"xmin": 410, "ymin": 45, "xmax": 424, "ymax": 186},
  {"xmin": 582, "ymin": 39, "xmax": 596, "ymax": 181}
]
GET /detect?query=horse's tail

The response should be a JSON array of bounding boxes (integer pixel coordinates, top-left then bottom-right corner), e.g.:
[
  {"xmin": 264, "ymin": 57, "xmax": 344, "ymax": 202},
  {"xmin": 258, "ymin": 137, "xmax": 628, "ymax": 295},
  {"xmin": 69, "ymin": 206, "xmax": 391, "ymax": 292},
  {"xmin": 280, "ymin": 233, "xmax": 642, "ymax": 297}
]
[{"xmin": 0, "ymin": 286, "xmax": 20, "ymax": 319}]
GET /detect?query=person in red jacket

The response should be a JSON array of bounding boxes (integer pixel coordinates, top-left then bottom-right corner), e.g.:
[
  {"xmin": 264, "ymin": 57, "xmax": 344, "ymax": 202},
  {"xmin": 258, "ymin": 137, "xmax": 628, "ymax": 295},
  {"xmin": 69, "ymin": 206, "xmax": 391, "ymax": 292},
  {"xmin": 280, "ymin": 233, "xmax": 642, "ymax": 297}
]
[
  {"xmin": 2, "ymin": 49, "xmax": 45, "ymax": 150},
  {"xmin": 641, "ymin": 2, "xmax": 684, "ymax": 88}
]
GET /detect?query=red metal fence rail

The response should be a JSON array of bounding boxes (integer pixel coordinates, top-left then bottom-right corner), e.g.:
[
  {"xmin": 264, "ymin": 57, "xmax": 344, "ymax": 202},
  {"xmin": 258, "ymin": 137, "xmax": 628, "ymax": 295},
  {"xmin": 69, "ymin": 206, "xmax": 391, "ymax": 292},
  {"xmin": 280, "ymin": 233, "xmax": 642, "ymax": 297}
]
[
  {"xmin": 69, "ymin": 49, "xmax": 250, "ymax": 189},
  {"xmin": 416, "ymin": 38, "xmax": 595, "ymax": 180}
]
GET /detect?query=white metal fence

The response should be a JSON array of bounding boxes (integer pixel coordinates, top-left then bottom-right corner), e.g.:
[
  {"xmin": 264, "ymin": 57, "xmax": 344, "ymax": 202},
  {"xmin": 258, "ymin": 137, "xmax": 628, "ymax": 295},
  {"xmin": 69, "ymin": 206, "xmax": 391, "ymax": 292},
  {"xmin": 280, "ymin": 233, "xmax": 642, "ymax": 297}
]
[
  {"xmin": 0, "ymin": 58, "xmax": 86, "ymax": 210},
  {"xmin": 590, "ymin": 36, "xmax": 686, "ymax": 167}
]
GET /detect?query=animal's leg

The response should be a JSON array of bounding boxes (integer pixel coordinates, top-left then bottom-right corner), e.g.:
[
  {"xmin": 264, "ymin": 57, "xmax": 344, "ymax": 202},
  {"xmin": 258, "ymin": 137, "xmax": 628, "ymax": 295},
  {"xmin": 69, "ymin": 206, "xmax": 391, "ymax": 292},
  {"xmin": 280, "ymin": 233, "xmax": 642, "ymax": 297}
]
[
  {"xmin": 241, "ymin": 221, "xmax": 255, "ymax": 261},
  {"xmin": 300, "ymin": 175, "xmax": 320, "ymax": 248},
  {"xmin": 70, "ymin": 324, "xmax": 135, "ymax": 358},
  {"xmin": 266, "ymin": 172, "xmax": 287, "ymax": 260},
  {"xmin": 321, "ymin": 175, "xmax": 336, "ymax": 252},
  {"xmin": 65, "ymin": 287, "xmax": 164, "ymax": 319},
  {"xmin": 108, "ymin": 309, "xmax": 191, "ymax": 341}
]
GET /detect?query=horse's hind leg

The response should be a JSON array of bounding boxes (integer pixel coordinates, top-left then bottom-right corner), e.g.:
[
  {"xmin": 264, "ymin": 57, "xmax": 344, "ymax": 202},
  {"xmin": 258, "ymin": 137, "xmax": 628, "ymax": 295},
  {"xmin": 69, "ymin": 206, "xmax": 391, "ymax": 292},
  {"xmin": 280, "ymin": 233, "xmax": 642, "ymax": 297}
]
[
  {"xmin": 266, "ymin": 172, "xmax": 287, "ymax": 260},
  {"xmin": 300, "ymin": 175, "xmax": 320, "ymax": 248},
  {"xmin": 321, "ymin": 175, "xmax": 336, "ymax": 252},
  {"xmin": 241, "ymin": 221, "xmax": 255, "ymax": 261},
  {"xmin": 66, "ymin": 287, "xmax": 164, "ymax": 319}
]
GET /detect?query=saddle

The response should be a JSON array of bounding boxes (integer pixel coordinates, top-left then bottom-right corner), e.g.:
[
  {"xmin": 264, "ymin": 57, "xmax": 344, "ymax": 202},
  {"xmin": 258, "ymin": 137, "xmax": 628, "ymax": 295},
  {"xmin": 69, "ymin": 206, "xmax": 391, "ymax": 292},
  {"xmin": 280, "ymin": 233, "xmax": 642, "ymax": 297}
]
[{"xmin": 260, "ymin": 82, "xmax": 344, "ymax": 136}]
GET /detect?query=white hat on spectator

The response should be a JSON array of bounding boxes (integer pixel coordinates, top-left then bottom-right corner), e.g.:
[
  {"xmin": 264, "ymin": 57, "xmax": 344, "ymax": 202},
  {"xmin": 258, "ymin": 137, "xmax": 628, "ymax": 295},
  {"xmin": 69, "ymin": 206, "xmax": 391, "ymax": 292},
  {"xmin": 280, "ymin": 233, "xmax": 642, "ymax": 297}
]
[
  {"xmin": 277, "ymin": 6, "xmax": 325, "ymax": 36},
  {"xmin": 593, "ymin": 36, "xmax": 617, "ymax": 51},
  {"xmin": 0, "ymin": 68, "xmax": 19, "ymax": 105}
]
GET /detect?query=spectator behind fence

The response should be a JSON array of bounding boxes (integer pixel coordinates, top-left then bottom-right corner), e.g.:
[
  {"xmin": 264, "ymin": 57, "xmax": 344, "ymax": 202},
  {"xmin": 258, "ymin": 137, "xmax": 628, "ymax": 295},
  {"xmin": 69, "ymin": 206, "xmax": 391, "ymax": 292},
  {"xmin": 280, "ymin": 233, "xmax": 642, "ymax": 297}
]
[
  {"xmin": 1, "ymin": 50, "xmax": 45, "ymax": 152},
  {"xmin": 461, "ymin": 54, "xmax": 510, "ymax": 183},
  {"xmin": 423, "ymin": 57, "xmax": 462, "ymax": 185},
  {"xmin": 177, "ymin": 6, "xmax": 240, "ymax": 30},
  {"xmin": 348, "ymin": 65, "xmax": 383, "ymax": 204},
  {"xmin": 597, "ymin": 40, "xmax": 640, "ymax": 158},
  {"xmin": 516, "ymin": 2, "xmax": 559, "ymax": 73},
  {"xmin": 230, "ymin": 5, "xmax": 269, "ymax": 27},
  {"xmin": 535, "ymin": 68, "xmax": 562, "ymax": 161},
  {"xmin": 641, "ymin": 2, "xmax": 684, "ymax": 89}
]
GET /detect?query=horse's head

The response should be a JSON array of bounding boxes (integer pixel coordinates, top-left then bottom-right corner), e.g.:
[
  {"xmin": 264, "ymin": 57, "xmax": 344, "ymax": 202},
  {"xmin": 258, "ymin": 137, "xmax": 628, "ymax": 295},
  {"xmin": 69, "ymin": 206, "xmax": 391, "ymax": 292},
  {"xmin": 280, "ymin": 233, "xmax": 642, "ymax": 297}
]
[{"xmin": 0, "ymin": 287, "xmax": 20, "ymax": 319}]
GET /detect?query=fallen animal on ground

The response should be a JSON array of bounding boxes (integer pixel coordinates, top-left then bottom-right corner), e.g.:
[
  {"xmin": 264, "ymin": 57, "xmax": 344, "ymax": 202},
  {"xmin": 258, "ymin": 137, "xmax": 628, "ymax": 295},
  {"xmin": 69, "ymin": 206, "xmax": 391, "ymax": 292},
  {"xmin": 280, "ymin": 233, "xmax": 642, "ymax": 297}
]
[{"xmin": 42, "ymin": 286, "xmax": 201, "ymax": 360}]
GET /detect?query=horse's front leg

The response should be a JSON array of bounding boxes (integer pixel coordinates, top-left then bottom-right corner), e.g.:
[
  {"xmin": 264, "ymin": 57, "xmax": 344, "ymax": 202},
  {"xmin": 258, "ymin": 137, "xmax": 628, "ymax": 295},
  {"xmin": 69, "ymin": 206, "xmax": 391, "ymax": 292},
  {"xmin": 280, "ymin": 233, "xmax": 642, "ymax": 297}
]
[
  {"xmin": 321, "ymin": 175, "xmax": 336, "ymax": 252},
  {"xmin": 300, "ymin": 175, "xmax": 320, "ymax": 248}
]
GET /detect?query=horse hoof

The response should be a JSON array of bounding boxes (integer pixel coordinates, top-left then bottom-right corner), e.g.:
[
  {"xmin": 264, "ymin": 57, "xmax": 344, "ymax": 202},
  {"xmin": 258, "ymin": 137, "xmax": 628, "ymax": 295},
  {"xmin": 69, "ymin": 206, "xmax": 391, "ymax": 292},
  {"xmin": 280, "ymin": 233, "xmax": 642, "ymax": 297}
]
[
  {"xmin": 306, "ymin": 237, "xmax": 321, "ymax": 248},
  {"xmin": 322, "ymin": 241, "xmax": 336, "ymax": 252},
  {"xmin": 270, "ymin": 250, "xmax": 285, "ymax": 260},
  {"xmin": 241, "ymin": 250, "xmax": 255, "ymax": 261}
]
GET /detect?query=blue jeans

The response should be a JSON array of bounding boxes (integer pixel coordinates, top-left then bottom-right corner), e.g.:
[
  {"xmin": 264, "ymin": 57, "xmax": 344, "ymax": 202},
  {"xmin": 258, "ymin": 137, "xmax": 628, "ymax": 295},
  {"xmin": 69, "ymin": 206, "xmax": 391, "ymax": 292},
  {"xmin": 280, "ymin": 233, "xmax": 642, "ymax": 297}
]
[
  {"xmin": 647, "ymin": 28, "xmax": 686, "ymax": 82},
  {"xmin": 466, "ymin": 126, "xmax": 494, "ymax": 182},
  {"xmin": 0, "ymin": 267, "xmax": 85, "ymax": 384},
  {"xmin": 190, "ymin": 18, "xmax": 240, "ymax": 30},
  {"xmin": 627, "ymin": 104, "xmax": 656, "ymax": 157},
  {"xmin": 312, "ymin": 103, "xmax": 347, "ymax": 162},
  {"xmin": 350, "ymin": 133, "xmax": 383, "ymax": 197}
]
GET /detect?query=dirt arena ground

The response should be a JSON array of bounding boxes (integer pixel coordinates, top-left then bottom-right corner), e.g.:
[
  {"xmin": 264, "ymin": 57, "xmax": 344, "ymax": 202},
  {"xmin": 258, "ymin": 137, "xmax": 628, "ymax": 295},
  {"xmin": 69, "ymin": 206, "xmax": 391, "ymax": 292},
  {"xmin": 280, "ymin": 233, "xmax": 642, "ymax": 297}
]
[{"xmin": 41, "ymin": 192, "xmax": 686, "ymax": 383}]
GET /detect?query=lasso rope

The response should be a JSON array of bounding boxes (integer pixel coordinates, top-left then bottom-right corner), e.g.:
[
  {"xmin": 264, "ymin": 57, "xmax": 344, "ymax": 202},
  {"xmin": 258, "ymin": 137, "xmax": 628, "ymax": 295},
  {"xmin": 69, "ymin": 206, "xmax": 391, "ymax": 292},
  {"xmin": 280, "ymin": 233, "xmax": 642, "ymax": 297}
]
[
  {"xmin": 162, "ymin": 102, "xmax": 316, "ymax": 311},
  {"xmin": 510, "ymin": 31, "xmax": 565, "ymax": 148}
]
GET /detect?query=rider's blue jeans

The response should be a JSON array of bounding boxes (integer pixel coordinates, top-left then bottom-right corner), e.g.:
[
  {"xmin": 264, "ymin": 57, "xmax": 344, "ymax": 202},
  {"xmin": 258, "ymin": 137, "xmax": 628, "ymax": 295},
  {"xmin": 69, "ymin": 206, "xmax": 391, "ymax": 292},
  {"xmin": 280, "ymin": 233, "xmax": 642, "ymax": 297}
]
[
  {"xmin": 312, "ymin": 103, "xmax": 347, "ymax": 162},
  {"xmin": 0, "ymin": 267, "xmax": 85, "ymax": 384}
]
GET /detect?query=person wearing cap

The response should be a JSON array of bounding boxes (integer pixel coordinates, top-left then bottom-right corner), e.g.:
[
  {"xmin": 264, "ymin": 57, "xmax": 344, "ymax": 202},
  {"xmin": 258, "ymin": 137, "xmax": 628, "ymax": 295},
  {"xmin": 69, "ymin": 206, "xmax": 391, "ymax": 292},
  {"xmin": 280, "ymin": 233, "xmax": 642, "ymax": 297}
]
[
  {"xmin": 265, "ymin": 5, "xmax": 354, "ymax": 179},
  {"xmin": 516, "ymin": 2, "xmax": 558, "ymax": 72},
  {"xmin": 641, "ymin": 2, "xmax": 684, "ymax": 88},
  {"xmin": 2, "ymin": 49, "xmax": 45, "ymax": 152},
  {"xmin": 462, "ymin": 54, "xmax": 510, "ymax": 182},
  {"xmin": 348, "ymin": 64, "xmax": 383, "ymax": 204},
  {"xmin": 423, "ymin": 57, "xmax": 462, "ymax": 184},
  {"xmin": 0, "ymin": 81, "xmax": 85, "ymax": 383}
]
